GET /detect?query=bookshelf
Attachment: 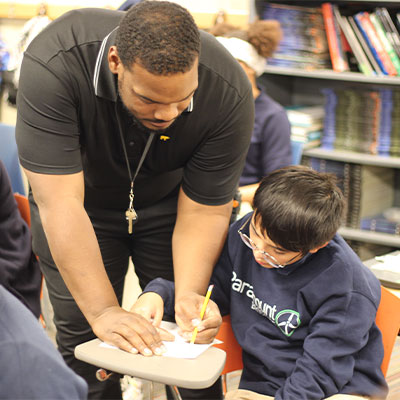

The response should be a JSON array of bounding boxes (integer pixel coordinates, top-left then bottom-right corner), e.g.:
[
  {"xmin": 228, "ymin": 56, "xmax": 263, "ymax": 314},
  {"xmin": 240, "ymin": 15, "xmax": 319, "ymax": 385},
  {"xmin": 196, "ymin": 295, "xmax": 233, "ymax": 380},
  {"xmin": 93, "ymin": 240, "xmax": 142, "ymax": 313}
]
[{"xmin": 258, "ymin": 0, "xmax": 400, "ymax": 256}]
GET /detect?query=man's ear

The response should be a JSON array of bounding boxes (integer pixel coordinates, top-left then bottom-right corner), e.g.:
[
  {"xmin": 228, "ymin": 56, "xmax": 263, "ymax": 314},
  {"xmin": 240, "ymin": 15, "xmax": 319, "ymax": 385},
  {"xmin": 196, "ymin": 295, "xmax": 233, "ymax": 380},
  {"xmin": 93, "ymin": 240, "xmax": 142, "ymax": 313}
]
[
  {"xmin": 108, "ymin": 46, "xmax": 121, "ymax": 74},
  {"xmin": 309, "ymin": 241, "xmax": 329, "ymax": 254}
]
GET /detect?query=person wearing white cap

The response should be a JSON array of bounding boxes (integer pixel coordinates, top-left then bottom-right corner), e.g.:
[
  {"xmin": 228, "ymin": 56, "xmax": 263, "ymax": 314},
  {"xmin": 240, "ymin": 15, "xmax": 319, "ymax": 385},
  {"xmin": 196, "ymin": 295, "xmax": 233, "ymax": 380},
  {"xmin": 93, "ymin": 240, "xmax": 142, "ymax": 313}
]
[{"xmin": 210, "ymin": 21, "xmax": 292, "ymax": 208}]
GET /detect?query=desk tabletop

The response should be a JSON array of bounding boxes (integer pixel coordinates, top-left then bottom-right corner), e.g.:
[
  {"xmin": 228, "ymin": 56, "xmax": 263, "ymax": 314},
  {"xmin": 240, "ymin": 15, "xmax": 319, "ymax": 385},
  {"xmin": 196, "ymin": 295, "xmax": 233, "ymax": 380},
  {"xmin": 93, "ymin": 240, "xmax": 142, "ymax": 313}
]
[{"xmin": 75, "ymin": 339, "xmax": 226, "ymax": 389}]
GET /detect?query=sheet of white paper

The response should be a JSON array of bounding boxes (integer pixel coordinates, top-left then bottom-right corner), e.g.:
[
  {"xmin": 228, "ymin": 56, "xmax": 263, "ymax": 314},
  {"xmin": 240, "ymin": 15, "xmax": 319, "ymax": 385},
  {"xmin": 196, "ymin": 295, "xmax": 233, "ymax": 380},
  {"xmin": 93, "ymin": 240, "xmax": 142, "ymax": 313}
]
[
  {"xmin": 374, "ymin": 255, "xmax": 400, "ymax": 274},
  {"xmin": 99, "ymin": 321, "xmax": 222, "ymax": 359}
]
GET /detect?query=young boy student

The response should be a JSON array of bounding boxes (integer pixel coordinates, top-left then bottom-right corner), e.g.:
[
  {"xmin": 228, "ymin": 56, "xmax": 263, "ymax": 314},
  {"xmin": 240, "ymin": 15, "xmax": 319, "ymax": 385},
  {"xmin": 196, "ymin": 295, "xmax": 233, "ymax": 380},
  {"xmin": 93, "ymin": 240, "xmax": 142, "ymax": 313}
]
[{"xmin": 132, "ymin": 165, "xmax": 388, "ymax": 400}]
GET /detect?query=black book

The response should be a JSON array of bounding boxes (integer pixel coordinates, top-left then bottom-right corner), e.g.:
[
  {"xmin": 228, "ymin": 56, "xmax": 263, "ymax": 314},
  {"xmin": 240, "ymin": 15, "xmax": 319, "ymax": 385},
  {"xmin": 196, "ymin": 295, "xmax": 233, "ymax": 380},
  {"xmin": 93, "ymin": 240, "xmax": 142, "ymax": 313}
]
[{"xmin": 376, "ymin": 8, "xmax": 400, "ymax": 59}]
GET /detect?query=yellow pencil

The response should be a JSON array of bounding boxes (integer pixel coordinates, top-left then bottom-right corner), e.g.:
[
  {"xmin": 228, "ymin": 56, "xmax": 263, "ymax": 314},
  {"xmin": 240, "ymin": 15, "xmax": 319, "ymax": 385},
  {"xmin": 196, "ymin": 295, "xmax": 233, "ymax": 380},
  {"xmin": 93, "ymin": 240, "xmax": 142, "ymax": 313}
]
[{"xmin": 190, "ymin": 284, "xmax": 214, "ymax": 344}]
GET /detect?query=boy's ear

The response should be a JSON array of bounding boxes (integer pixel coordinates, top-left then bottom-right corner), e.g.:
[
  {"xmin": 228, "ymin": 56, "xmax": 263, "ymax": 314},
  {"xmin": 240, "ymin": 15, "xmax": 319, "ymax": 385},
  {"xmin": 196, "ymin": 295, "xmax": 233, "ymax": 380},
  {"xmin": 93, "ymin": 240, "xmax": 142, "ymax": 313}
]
[{"xmin": 309, "ymin": 241, "xmax": 329, "ymax": 254}]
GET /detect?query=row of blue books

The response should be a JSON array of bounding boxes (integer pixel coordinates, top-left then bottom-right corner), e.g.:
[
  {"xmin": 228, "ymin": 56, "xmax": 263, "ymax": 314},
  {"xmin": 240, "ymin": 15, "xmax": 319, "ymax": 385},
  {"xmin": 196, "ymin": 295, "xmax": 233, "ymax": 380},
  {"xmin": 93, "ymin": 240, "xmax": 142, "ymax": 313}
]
[
  {"xmin": 320, "ymin": 87, "xmax": 400, "ymax": 156},
  {"xmin": 361, "ymin": 207, "xmax": 400, "ymax": 235}
]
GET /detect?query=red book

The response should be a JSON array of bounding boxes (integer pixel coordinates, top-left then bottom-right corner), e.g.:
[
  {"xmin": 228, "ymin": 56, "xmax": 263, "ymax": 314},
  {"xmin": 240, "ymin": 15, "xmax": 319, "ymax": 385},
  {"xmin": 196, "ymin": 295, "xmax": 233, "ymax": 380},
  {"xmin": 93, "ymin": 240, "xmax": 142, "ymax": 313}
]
[
  {"xmin": 356, "ymin": 11, "xmax": 397, "ymax": 76},
  {"xmin": 322, "ymin": 3, "xmax": 348, "ymax": 72}
]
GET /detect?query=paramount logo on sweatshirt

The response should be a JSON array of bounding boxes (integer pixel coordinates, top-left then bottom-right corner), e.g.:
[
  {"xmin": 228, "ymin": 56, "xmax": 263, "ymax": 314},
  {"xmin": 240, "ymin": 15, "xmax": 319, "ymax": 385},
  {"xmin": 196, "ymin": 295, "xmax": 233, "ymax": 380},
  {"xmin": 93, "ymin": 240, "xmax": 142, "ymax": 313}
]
[{"xmin": 231, "ymin": 271, "xmax": 301, "ymax": 337}]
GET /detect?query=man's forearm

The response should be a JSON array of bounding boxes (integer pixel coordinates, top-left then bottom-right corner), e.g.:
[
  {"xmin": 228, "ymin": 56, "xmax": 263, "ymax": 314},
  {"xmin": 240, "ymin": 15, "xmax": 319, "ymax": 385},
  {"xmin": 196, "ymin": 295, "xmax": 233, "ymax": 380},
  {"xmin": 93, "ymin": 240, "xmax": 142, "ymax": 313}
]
[
  {"xmin": 172, "ymin": 190, "xmax": 231, "ymax": 299},
  {"xmin": 39, "ymin": 201, "xmax": 119, "ymax": 325}
]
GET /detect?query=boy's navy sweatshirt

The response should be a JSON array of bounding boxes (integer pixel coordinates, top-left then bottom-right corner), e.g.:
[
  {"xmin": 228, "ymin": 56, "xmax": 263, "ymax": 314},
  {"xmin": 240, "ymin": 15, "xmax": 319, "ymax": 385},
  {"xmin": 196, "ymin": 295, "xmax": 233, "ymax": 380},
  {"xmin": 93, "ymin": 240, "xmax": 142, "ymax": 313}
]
[{"xmin": 144, "ymin": 213, "xmax": 388, "ymax": 400}]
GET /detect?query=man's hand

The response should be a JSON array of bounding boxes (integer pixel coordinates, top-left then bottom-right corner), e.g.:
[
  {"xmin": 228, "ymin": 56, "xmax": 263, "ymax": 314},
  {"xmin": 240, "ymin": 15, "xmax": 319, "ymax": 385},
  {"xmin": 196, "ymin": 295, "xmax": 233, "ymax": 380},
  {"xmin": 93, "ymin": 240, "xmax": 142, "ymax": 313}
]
[
  {"xmin": 175, "ymin": 292, "xmax": 222, "ymax": 344},
  {"xmin": 91, "ymin": 305, "xmax": 167, "ymax": 356}
]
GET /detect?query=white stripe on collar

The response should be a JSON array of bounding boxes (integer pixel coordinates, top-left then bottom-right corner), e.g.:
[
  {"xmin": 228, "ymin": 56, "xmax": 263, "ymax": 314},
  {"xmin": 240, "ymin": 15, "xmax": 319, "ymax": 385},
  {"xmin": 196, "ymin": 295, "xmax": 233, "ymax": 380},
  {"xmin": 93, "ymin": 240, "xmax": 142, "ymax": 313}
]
[
  {"xmin": 93, "ymin": 27, "xmax": 118, "ymax": 96},
  {"xmin": 186, "ymin": 97, "xmax": 193, "ymax": 112}
]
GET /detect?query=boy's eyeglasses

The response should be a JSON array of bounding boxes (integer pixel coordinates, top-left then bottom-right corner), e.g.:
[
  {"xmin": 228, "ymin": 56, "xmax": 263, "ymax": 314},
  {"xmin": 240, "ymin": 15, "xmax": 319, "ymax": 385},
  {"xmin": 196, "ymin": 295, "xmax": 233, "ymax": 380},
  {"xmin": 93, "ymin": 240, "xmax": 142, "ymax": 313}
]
[{"xmin": 237, "ymin": 216, "xmax": 298, "ymax": 269}]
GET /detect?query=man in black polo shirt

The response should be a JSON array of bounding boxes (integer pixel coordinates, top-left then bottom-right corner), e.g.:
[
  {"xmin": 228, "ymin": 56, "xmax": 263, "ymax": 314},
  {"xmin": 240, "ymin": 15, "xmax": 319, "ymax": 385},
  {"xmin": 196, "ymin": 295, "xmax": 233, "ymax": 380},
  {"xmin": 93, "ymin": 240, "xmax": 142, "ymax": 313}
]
[{"xmin": 16, "ymin": 2, "xmax": 253, "ymax": 398}]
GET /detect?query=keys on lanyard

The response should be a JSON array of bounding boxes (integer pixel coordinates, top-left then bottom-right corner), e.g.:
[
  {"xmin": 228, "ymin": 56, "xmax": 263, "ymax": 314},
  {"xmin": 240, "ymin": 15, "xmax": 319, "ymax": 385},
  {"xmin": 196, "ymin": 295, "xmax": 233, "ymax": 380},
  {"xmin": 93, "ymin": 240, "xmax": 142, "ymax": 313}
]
[{"xmin": 125, "ymin": 186, "xmax": 137, "ymax": 234}]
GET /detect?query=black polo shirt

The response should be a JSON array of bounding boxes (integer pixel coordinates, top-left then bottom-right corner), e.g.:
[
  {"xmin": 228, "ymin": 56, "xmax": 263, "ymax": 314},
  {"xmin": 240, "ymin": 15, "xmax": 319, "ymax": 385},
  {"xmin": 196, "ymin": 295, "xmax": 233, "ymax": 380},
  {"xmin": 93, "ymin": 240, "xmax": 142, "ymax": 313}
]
[{"xmin": 16, "ymin": 8, "xmax": 254, "ymax": 211}]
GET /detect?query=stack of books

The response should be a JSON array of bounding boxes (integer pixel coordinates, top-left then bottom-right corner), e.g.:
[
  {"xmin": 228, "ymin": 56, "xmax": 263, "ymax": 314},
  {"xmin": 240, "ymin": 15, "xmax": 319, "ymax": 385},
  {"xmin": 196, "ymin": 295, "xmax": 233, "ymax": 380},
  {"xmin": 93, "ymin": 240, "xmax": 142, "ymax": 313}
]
[
  {"xmin": 322, "ymin": 3, "xmax": 400, "ymax": 76},
  {"xmin": 261, "ymin": 3, "xmax": 331, "ymax": 70},
  {"xmin": 286, "ymin": 105, "xmax": 324, "ymax": 149},
  {"xmin": 320, "ymin": 87, "xmax": 400, "ymax": 156},
  {"xmin": 302, "ymin": 157, "xmax": 395, "ymax": 229}
]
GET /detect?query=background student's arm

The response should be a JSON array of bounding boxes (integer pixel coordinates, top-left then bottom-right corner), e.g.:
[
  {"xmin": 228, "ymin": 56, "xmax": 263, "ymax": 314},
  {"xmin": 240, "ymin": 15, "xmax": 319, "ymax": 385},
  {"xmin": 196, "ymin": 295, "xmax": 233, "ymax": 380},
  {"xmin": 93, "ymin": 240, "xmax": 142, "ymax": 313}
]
[
  {"xmin": 24, "ymin": 169, "xmax": 164, "ymax": 355},
  {"xmin": 238, "ymin": 183, "xmax": 259, "ymax": 204},
  {"xmin": 172, "ymin": 187, "xmax": 229, "ymax": 333}
]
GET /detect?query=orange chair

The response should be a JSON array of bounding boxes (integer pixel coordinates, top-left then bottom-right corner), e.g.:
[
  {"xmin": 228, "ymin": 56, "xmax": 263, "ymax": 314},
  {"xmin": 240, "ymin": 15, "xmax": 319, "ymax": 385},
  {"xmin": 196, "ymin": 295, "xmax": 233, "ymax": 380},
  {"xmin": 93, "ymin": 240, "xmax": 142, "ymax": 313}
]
[
  {"xmin": 13, "ymin": 193, "xmax": 47, "ymax": 328},
  {"xmin": 14, "ymin": 192, "xmax": 31, "ymax": 227},
  {"xmin": 215, "ymin": 285, "xmax": 400, "ymax": 393},
  {"xmin": 376, "ymin": 286, "xmax": 400, "ymax": 377},
  {"xmin": 214, "ymin": 315, "xmax": 243, "ymax": 394}
]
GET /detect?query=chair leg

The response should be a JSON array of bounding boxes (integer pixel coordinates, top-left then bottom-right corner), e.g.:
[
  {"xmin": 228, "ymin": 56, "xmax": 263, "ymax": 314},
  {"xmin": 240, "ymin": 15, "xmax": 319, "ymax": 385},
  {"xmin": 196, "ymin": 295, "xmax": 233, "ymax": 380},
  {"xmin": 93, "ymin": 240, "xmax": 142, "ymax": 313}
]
[
  {"xmin": 221, "ymin": 373, "xmax": 228, "ymax": 395},
  {"xmin": 169, "ymin": 386, "xmax": 183, "ymax": 400}
]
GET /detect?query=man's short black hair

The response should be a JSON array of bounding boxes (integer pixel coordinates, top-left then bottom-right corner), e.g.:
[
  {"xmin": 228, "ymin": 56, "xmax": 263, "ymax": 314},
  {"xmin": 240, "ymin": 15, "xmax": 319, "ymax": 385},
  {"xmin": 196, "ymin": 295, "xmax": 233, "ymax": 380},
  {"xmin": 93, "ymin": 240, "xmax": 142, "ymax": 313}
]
[
  {"xmin": 115, "ymin": 1, "xmax": 200, "ymax": 75},
  {"xmin": 253, "ymin": 165, "xmax": 345, "ymax": 254}
]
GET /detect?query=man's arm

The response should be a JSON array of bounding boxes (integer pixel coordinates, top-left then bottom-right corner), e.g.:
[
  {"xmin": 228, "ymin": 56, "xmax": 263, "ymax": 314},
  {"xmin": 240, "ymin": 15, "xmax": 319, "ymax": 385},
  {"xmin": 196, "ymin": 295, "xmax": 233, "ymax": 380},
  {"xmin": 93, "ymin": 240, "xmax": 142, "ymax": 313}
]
[
  {"xmin": 172, "ymin": 187, "xmax": 231, "ymax": 331},
  {"xmin": 24, "ymin": 168, "xmax": 165, "ymax": 356}
]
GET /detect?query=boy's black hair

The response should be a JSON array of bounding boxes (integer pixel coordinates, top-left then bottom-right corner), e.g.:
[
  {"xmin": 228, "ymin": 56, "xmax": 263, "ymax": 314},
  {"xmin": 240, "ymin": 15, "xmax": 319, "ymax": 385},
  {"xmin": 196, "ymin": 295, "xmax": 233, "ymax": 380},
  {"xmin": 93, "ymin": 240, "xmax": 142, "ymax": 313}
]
[
  {"xmin": 252, "ymin": 165, "xmax": 345, "ymax": 254},
  {"xmin": 115, "ymin": 1, "xmax": 200, "ymax": 75}
]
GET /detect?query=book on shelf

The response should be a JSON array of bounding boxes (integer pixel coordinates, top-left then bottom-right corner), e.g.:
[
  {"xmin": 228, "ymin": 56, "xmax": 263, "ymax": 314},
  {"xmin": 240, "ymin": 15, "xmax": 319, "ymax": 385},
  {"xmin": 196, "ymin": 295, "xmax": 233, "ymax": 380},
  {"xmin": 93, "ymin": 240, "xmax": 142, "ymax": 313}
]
[
  {"xmin": 354, "ymin": 11, "xmax": 397, "ymax": 76},
  {"xmin": 348, "ymin": 15, "xmax": 384, "ymax": 75},
  {"xmin": 262, "ymin": 2, "xmax": 331, "ymax": 70},
  {"xmin": 375, "ymin": 8, "xmax": 400, "ymax": 59},
  {"xmin": 321, "ymin": 2, "xmax": 349, "ymax": 72},
  {"xmin": 286, "ymin": 105, "xmax": 325, "ymax": 126},
  {"xmin": 377, "ymin": 88, "xmax": 393, "ymax": 156},
  {"xmin": 332, "ymin": 6, "xmax": 375, "ymax": 76},
  {"xmin": 319, "ymin": 87, "xmax": 400, "ymax": 156},
  {"xmin": 302, "ymin": 158, "xmax": 396, "ymax": 231},
  {"xmin": 361, "ymin": 213, "xmax": 400, "ymax": 235},
  {"xmin": 302, "ymin": 157, "xmax": 351, "ymax": 224},
  {"xmin": 369, "ymin": 13, "xmax": 400, "ymax": 75},
  {"xmin": 347, "ymin": 165, "xmax": 395, "ymax": 229},
  {"xmin": 291, "ymin": 126, "xmax": 322, "ymax": 138}
]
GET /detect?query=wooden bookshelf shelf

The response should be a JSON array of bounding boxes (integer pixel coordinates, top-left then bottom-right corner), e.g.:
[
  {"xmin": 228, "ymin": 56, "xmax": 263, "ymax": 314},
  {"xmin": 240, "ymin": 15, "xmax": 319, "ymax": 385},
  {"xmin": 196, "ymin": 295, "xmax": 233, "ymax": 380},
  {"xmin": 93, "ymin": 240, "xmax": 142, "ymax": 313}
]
[
  {"xmin": 264, "ymin": 65, "xmax": 400, "ymax": 85},
  {"xmin": 302, "ymin": 148, "xmax": 400, "ymax": 168},
  {"xmin": 339, "ymin": 227, "xmax": 400, "ymax": 247}
]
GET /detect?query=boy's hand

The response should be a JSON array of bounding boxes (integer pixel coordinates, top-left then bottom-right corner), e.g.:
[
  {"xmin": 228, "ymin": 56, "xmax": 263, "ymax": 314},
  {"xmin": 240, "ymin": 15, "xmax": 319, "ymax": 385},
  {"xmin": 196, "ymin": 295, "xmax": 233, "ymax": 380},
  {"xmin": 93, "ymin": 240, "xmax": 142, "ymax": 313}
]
[
  {"xmin": 130, "ymin": 292, "xmax": 164, "ymax": 327},
  {"xmin": 175, "ymin": 292, "xmax": 222, "ymax": 344}
]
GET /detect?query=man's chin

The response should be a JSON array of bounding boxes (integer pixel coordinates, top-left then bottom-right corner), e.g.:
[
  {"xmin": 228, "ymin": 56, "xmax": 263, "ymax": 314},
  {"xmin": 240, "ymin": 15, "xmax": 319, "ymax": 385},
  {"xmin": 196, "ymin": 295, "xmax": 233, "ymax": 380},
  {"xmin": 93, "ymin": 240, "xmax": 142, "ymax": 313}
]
[{"xmin": 143, "ymin": 120, "xmax": 174, "ymax": 131}]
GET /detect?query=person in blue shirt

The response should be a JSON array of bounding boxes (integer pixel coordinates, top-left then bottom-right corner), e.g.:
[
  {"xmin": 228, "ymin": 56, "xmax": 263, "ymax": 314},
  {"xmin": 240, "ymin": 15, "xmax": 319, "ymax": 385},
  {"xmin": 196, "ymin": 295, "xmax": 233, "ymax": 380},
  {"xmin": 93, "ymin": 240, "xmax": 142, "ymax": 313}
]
[
  {"xmin": 133, "ymin": 165, "xmax": 388, "ymax": 400},
  {"xmin": 0, "ymin": 284, "xmax": 88, "ymax": 399},
  {"xmin": 0, "ymin": 159, "xmax": 41, "ymax": 318},
  {"xmin": 210, "ymin": 21, "xmax": 292, "ymax": 205}
]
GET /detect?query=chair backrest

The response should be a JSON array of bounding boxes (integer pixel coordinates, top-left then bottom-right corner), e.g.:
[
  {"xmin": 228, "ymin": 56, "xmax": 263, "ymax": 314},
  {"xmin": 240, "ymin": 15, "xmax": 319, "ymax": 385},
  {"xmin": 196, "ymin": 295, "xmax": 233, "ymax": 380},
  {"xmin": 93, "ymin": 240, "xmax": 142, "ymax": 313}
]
[
  {"xmin": 214, "ymin": 286, "xmax": 400, "ymax": 378},
  {"xmin": 0, "ymin": 123, "xmax": 25, "ymax": 195},
  {"xmin": 214, "ymin": 315, "xmax": 243, "ymax": 375},
  {"xmin": 376, "ymin": 286, "xmax": 400, "ymax": 377},
  {"xmin": 14, "ymin": 193, "xmax": 31, "ymax": 227}
]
